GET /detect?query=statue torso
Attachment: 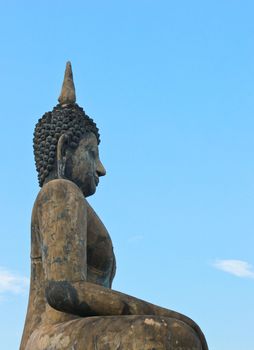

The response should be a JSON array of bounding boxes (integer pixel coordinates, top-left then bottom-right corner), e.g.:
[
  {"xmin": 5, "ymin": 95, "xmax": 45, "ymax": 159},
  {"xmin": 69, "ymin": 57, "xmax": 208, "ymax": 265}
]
[
  {"xmin": 22, "ymin": 181, "xmax": 116, "ymax": 346},
  {"xmin": 31, "ymin": 183, "xmax": 116, "ymax": 289}
]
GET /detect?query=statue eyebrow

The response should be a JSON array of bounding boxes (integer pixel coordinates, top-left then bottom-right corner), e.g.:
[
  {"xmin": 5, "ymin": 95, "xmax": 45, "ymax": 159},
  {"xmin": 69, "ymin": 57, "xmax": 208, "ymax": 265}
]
[{"xmin": 85, "ymin": 145, "xmax": 98, "ymax": 153}]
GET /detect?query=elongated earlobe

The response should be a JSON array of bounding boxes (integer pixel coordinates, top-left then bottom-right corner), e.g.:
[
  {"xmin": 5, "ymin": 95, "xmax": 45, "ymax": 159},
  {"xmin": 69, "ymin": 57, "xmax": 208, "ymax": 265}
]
[{"xmin": 57, "ymin": 134, "xmax": 69, "ymax": 179}]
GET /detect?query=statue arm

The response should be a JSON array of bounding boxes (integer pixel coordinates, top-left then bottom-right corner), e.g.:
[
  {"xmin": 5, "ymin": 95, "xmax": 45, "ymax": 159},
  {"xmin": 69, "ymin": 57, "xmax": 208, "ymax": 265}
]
[
  {"xmin": 38, "ymin": 179, "xmax": 88, "ymax": 284},
  {"xmin": 38, "ymin": 179, "xmax": 207, "ymax": 349},
  {"xmin": 45, "ymin": 280, "xmax": 208, "ymax": 350}
]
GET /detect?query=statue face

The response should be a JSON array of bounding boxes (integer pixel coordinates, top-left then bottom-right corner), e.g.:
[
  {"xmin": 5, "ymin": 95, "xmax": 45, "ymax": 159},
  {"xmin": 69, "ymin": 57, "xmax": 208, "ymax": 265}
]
[{"xmin": 66, "ymin": 132, "xmax": 106, "ymax": 197}]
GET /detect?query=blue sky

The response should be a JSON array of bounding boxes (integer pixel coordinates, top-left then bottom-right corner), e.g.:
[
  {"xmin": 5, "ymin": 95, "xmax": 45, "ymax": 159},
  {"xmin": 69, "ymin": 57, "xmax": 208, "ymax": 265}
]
[{"xmin": 0, "ymin": 1, "xmax": 254, "ymax": 349}]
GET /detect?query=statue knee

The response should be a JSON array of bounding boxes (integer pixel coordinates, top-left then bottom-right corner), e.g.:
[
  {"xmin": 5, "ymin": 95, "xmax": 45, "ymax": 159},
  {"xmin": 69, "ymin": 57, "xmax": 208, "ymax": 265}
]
[{"xmin": 166, "ymin": 319, "xmax": 203, "ymax": 349}]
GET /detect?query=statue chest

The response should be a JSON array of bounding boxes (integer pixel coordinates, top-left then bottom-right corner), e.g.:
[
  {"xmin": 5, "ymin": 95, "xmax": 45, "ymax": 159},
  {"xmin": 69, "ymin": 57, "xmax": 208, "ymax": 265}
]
[
  {"xmin": 86, "ymin": 204, "xmax": 116, "ymax": 288},
  {"xmin": 87, "ymin": 234, "xmax": 115, "ymax": 288}
]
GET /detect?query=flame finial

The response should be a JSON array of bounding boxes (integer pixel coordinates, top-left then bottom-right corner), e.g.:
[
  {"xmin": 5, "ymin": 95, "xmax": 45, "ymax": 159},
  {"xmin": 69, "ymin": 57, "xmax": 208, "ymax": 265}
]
[{"xmin": 58, "ymin": 61, "xmax": 76, "ymax": 105}]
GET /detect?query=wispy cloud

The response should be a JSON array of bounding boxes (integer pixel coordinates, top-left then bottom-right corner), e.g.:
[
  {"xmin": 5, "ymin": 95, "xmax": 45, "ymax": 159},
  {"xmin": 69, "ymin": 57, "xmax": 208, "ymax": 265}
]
[
  {"xmin": 213, "ymin": 259, "xmax": 254, "ymax": 278},
  {"xmin": 0, "ymin": 267, "xmax": 29, "ymax": 295}
]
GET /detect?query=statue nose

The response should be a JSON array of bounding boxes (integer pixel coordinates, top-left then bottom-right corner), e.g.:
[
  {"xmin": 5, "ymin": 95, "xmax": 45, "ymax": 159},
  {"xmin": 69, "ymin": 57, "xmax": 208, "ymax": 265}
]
[{"xmin": 96, "ymin": 160, "xmax": 106, "ymax": 177}]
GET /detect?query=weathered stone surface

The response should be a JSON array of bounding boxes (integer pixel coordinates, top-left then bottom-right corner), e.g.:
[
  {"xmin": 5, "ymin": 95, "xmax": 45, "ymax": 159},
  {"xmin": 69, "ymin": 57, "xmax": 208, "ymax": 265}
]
[
  {"xmin": 20, "ymin": 63, "xmax": 208, "ymax": 350},
  {"xmin": 25, "ymin": 315, "xmax": 202, "ymax": 350}
]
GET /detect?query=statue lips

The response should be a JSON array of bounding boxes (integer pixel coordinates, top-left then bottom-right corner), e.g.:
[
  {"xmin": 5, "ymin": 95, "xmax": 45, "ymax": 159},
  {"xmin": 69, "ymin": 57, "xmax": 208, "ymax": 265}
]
[{"xmin": 94, "ymin": 175, "xmax": 99, "ymax": 186}]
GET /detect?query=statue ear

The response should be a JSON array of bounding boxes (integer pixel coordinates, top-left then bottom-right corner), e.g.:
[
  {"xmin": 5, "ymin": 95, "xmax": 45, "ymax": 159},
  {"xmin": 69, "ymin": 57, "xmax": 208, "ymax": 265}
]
[{"xmin": 57, "ymin": 134, "xmax": 69, "ymax": 178}]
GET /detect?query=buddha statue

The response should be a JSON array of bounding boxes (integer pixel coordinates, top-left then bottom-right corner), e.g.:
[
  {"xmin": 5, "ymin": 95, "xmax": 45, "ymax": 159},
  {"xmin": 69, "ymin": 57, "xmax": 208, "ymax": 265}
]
[{"xmin": 20, "ymin": 62, "xmax": 208, "ymax": 350}]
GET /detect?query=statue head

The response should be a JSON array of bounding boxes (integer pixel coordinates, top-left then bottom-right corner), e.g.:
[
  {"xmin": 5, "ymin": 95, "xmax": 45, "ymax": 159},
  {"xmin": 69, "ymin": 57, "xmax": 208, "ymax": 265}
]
[{"xmin": 33, "ymin": 62, "xmax": 106, "ymax": 197}]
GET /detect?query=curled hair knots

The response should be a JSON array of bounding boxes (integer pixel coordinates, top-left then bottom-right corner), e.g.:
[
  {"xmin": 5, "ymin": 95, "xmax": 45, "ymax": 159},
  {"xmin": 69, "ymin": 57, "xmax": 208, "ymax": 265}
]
[{"xmin": 33, "ymin": 104, "xmax": 100, "ymax": 187}]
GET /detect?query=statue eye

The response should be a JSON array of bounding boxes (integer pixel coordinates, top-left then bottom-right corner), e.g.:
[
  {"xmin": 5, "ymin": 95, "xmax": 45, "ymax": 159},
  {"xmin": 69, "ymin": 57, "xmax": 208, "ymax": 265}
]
[{"xmin": 89, "ymin": 150, "xmax": 96, "ymax": 159}]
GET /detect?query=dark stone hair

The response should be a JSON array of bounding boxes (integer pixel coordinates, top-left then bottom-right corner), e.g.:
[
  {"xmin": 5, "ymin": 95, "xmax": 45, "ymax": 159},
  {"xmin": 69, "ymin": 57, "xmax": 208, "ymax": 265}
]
[{"xmin": 33, "ymin": 103, "xmax": 100, "ymax": 187}]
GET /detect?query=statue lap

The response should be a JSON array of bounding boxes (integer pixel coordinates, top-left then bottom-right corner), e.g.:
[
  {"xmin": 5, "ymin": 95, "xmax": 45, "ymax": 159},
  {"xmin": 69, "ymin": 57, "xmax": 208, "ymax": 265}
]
[{"xmin": 25, "ymin": 315, "xmax": 202, "ymax": 350}]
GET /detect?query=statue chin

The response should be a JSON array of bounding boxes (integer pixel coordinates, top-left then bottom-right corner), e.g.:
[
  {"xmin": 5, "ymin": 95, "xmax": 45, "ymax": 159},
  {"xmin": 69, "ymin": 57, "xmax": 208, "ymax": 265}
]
[{"xmin": 78, "ymin": 179, "xmax": 97, "ymax": 198}]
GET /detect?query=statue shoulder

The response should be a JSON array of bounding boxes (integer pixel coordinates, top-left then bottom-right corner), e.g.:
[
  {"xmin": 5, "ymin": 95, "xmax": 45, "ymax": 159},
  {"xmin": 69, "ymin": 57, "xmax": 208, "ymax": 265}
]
[
  {"xmin": 32, "ymin": 179, "xmax": 87, "ymax": 233},
  {"xmin": 36, "ymin": 179, "xmax": 85, "ymax": 207}
]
